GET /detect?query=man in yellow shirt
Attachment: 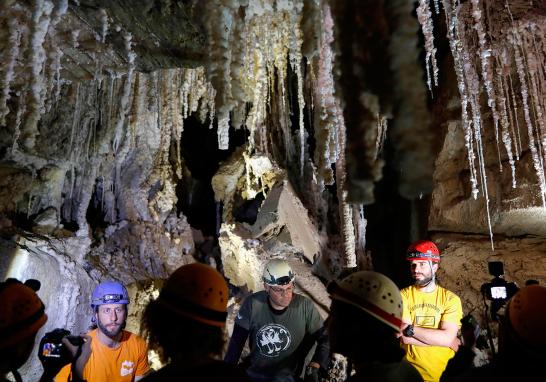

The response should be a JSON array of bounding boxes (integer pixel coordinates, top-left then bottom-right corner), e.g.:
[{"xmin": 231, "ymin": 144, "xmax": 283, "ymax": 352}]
[
  {"xmin": 398, "ymin": 240, "xmax": 463, "ymax": 382},
  {"xmin": 55, "ymin": 281, "xmax": 149, "ymax": 382}
]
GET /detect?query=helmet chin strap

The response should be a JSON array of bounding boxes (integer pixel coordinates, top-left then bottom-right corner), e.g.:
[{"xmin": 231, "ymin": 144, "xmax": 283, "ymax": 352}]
[{"xmin": 420, "ymin": 260, "xmax": 436, "ymax": 288}]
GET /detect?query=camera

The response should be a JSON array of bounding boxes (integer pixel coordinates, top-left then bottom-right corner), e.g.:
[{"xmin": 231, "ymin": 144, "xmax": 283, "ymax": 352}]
[
  {"xmin": 480, "ymin": 261, "xmax": 518, "ymax": 303},
  {"xmin": 480, "ymin": 261, "xmax": 518, "ymax": 322},
  {"xmin": 39, "ymin": 328, "xmax": 84, "ymax": 362}
]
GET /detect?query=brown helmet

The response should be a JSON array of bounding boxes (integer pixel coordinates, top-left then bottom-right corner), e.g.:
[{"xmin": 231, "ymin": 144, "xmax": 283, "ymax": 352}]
[
  {"xmin": 328, "ymin": 271, "xmax": 403, "ymax": 331},
  {"xmin": 156, "ymin": 263, "xmax": 228, "ymax": 327},
  {"xmin": 505, "ymin": 284, "xmax": 546, "ymax": 353},
  {"xmin": 0, "ymin": 279, "xmax": 48, "ymax": 349}
]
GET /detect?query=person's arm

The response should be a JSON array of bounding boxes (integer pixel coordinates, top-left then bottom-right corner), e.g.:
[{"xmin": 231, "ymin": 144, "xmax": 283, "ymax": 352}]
[
  {"xmin": 400, "ymin": 320, "xmax": 459, "ymax": 348},
  {"xmin": 224, "ymin": 323, "xmax": 249, "ymax": 364},
  {"xmin": 309, "ymin": 325, "xmax": 329, "ymax": 369},
  {"xmin": 65, "ymin": 335, "xmax": 92, "ymax": 380},
  {"xmin": 134, "ymin": 335, "xmax": 151, "ymax": 381}
]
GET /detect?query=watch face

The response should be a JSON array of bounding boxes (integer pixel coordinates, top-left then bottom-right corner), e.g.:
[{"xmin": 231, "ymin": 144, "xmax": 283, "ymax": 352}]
[{"xmin": 404, "ymin": 325, "xmax": 414, "ymax": 337}]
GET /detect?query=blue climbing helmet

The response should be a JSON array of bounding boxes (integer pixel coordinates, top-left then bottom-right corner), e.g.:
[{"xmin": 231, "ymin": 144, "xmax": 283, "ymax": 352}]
[{"xmin": 90, "ymin": 281, "xmax": 129, "ymax": 309}]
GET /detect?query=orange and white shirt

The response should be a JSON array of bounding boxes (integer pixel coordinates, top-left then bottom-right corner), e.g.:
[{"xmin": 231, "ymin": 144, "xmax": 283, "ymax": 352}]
[{"xmin": 55, "ymin": 329, "xmax": 149, "ymax": 382}]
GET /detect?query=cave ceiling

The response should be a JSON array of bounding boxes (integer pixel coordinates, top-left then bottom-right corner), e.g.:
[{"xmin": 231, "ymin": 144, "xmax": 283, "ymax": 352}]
[{"xmin": 0, "ymin": 1, "xmax": 545, "ymax": 378}]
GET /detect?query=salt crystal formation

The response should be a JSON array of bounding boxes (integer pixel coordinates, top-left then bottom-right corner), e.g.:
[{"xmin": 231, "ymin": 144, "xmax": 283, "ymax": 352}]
[{"xmin": 418, "ymin": 0, "xmax": 546, "ymax": 249}]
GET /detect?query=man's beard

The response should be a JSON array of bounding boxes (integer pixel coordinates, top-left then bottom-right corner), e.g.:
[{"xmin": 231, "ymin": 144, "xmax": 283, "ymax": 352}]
[
  {"xmin": 97, "ymin": 319, "xmax": 123, "ymax": 338},
  {"xmin": 414, "ymin": 274, "xmax": 433, "ymax": 286}
]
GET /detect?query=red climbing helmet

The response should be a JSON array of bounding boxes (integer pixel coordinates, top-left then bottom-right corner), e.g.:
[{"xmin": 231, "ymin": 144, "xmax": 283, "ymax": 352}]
[{"xmin": 406, "ymin": 240, "xmax": 441, "ymax": 262}]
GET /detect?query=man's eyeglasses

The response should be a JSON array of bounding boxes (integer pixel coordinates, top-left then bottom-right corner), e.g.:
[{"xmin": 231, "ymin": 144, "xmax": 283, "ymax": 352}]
[{"xmin": 269, "ymin": 285, "xmax": 294, "ymax": 295}]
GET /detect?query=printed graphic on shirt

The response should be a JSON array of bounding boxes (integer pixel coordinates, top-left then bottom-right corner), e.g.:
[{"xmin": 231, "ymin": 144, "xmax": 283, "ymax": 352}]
[
  {"xmin": 416, "ymin": 315, "xmax": 436, "ymax": 327},
  {"xmin": 120, "ymin": 360, "xmax": 134, "ymax": 377},
  {"xmin": 256, "ymin": 323, "xmax": 291, "ymax": 357}
]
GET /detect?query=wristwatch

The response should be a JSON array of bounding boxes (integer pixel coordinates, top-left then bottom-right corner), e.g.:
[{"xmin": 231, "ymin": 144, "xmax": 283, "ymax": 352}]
[{"xmin": 403, "ymin": 324, "xmax": 415, "ymax": 337}]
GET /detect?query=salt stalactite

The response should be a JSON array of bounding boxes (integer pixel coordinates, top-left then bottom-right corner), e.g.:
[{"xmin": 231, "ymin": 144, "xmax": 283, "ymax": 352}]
[
  {"xmin": 512, "ymin": 31, "xmax": 546, "ymax": 207},
  {"xmin": 495, "ymin": 54, "xmax": 517, "ymax": 188},
  {"xmin": 507, "ymin": 71, "xmax": 523, "ymax": 159},
  {"xmin": 0, "ymin": 18, "xmax": 21, "ymax": 126},
  {"xmin": 44, "ymin": 0, "xmax": 68, "ymax": 112},
  {"xmin": 454, "ymin": 8, "xmax": 495, "ymax": 249},
  {"xmin": 99, "ymin": 8, "xmax": 109, "ymax": 43},
  {"xmin": 353, "ymin": 205, "xmax": 368, "ymax": 269},
  {"xmin": 112, "ymin": 32, "xmax": 136, "ymax": 154},
  {"xmin": 470, "ymin": 0, "xmax": 504, "ymax": 173},
  {"xmin": 433, "ymin": 0, "xmax": 440, "ymax": 15},
  {"xmin": 335, "ymin": 105, "xmax": 357, "ymax": 269},
  {"xmin": 312, "ymin": 3, "xmax": 339, "ymax": 188},
  {"xmin": 286, "ymin": 1, "xmax": 306, "ymax": 176},
  {"xmin": 521, "ymin": 26, "xmax": 546, "ymax": 173},
  {"xmin": 426, "ymin": 1, "xmax": 546, "ymax": 249},
  {"xmin": 374, "ymin": 116, "xmax": 388, "ymax": 161},
  {"xmin": 21, "ymin": 0, "xmax": 54, "ymax": 150},
  {"xmin": 203, "ymin": 2, "xmax": 235, "ymax": 150},
  {"xmin": 416, "ymin": 0, "xmax": 438, "ymax": 95},
  {"xmin": 203, "ymin": 0, "xmax": 313, "ymax": 163}
]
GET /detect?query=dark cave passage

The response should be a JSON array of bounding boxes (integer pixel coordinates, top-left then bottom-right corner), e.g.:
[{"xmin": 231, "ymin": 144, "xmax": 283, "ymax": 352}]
[{"xmin": 176, "ymin": 115, "xmax": 247, "ymax": 237}]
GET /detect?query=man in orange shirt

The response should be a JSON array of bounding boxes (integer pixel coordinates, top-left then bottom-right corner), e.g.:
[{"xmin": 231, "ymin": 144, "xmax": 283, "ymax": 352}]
[{"xmin": 55, "ymin": 281, "xmax": 149, "ymax": 382}]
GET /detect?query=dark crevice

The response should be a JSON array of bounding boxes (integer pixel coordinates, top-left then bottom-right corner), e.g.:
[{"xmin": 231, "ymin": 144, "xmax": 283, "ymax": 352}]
[{"xmin": 176, "ymin": 115, "xmax": 247, "ymax": 236}]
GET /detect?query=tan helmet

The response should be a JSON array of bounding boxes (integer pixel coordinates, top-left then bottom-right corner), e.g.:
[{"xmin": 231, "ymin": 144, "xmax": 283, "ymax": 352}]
[
  {"xmin": 262, "ymin": 259, "xmax": 295, "ymax": 286},
  {"xmin": 156, "ymin": 263, "xmax": 229, "ymax": 327},
  {"xmin": 505, "ymin": 284, "xmax": 546, "ymax": 352},
  {"xmin": 328, "ymin": 271, "xmax": 403, "ymax": 331},
  {"xmin": 0, "ymin": 279, "xmax": 48, "ymax": 349}
]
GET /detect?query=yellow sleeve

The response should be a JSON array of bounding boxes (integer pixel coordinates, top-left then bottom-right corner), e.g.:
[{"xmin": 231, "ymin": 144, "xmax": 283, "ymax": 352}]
[
  {"xmin": 441, "ymin": 291, "xmax": 463, "ymax": 325},
  {"xmin": 400, "ymin": 288, "xmax": 412, "ymax": 322}
]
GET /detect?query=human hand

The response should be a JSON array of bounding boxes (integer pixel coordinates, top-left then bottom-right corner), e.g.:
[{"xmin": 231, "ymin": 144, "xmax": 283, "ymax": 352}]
[
  {"xmin": 449, "ymin": 336, "xmax": 461, "ymax": 352},
  {"xmin": 62, "ymin": 334, "xmax": 92, "ymax": 380},
  {"xmin": 304, "ymin": 363, "xmax": 321, "ymax": 382},
  {"xmin": 38, "ymin": 329, "xmax": 71, "ymax": 377}
]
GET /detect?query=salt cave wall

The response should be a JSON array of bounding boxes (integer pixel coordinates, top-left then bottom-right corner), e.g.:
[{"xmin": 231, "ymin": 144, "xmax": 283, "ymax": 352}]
[
  {"xmin": 0, "ymin": 1, "xmax": 351, "ymax": 379},
  {"xmin": 0, "ymin": 0, "xmax": 545, "ymax": 380},
  {"xmin": 416, "ymin": 0, "xmax": 546, "ymax": 332}
]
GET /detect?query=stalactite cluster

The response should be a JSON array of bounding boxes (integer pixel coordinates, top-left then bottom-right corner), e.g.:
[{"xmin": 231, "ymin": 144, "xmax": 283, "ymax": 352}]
[
  {"xmin": 0, "ymin": 0, "xmax": 368, "ymax": 278},
  {"xmin": 418, "ymin": 0, "xmax": 546, "ymax": 248}
]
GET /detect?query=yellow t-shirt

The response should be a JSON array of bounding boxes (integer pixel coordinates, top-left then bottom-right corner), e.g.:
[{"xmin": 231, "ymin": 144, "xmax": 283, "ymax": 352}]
[
  {"xmin": 55, "ymin": 329, "xmax": 149, "ymax": 382},
  {"xmin": 401, "ymin": 285, "xmax": 462, "ymax": 382}
]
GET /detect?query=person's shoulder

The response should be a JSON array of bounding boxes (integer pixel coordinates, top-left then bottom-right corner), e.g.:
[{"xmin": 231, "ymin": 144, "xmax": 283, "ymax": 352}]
[
  {"xmin": 438, "ymin": 285, "xmax": 462, "ymax": 301},
  {"xmin": 292, "ymin": 293, "xmax": 315, "ymax": 308},
  {"xmin": 400, "ymin": 285, "xmax": 415, "ymax": 295},
  {"xmin": 244, "ymin": 290, "xmax": 267, "ymax": 305},
  {"xmin": 122, "ymin": 330, "xmax": 148, "ymax": 347},
  {"xmin": 244, "ymin": 290, "xmax": 266, "ymax": 301}
]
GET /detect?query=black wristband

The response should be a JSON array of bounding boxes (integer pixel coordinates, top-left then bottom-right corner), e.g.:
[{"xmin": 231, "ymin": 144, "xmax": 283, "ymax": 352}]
[{"xmin": 403, "ymin": 324, "xmax": 415, "ymax": 337}]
